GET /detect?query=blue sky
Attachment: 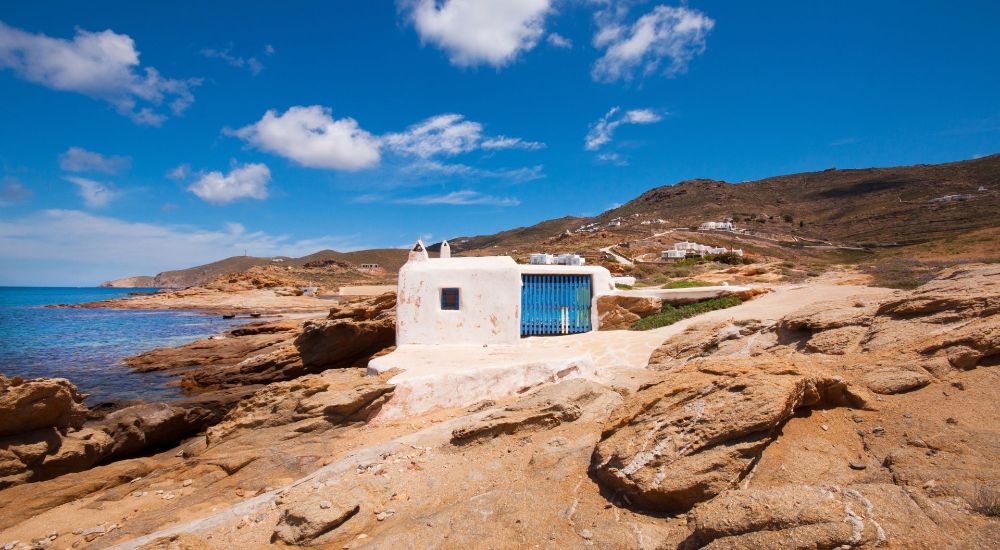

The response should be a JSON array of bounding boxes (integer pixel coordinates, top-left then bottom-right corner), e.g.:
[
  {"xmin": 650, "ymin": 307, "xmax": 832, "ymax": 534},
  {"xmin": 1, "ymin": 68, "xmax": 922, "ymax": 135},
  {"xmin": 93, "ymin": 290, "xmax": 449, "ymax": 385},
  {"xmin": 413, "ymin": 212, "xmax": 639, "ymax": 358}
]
[{"xmin": 1, "ymin": 1, "xmax": 998, "ymax": 285}]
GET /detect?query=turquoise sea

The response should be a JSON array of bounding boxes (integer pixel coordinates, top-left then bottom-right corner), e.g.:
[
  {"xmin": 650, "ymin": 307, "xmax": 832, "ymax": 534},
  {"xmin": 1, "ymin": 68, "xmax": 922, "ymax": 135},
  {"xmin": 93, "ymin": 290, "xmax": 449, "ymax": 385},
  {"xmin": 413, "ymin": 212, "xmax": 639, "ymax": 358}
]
[{"xmin": 0, "ymin": 287, "xmax": 243, "ymax": 403}]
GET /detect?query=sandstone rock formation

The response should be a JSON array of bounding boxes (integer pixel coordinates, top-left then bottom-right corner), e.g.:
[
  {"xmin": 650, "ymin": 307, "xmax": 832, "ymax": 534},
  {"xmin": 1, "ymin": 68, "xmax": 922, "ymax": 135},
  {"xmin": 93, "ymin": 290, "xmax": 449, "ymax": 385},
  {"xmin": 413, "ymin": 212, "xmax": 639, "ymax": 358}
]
[
  {"xmin": 206, "ymin": 368, "xmax": 395, "ymax": 445},
  {"xmin": 597, "ymin": 295, "xmax": 662, "ymax": 330},
  {"xmin": 591, "ymin": 360, "xmax": 871, "ymax": 511}
]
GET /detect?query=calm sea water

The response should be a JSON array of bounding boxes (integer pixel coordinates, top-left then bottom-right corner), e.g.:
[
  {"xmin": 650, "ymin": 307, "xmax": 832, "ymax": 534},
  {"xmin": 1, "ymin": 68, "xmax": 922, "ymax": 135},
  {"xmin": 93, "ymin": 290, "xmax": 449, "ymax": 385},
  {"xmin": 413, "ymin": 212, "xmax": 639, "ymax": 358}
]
[{"xmin": 0, "ymin": 287, "xmax": 243, "ymax": 403}]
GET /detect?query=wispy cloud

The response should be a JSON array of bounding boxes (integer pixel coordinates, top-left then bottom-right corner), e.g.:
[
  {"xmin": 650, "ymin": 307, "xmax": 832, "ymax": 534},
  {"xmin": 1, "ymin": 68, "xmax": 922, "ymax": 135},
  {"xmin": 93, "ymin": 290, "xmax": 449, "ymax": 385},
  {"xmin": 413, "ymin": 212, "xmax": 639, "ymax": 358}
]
[
  {"xmin": 592, "ymin": 4, "xmax": 714, "ymax": 82},
  {"xmin": 201, "ymin": 44, "xmax": 265, "ymax": 75},
  {"xmin": 0, "ymin": 177, "xmax": 33, "ymax": 205},
  {"xmin": 0, "ymin": 209, "xmax": 366, "ymax": 285},
  {"xmin": 402, "ymin": 160, "xmax": 544, "ymax": 182},
  {"xmin": 395, "ymin": 190, "xmax": 520, "ymax": 206},
  {"xmin": 65, "ymin": 176, "xmax": 119, "ymax": 207},
  {"xmin": 830, "ymin": 137, "xmax": 860, "ymax": 147},
  {"xmin": 384, "ymin": 114, "xmax": 544, "ymax": 158},
  {"xmin": 585, "ymin": 107, "xmax": 664, "ymax": 151},
  {"xmin": 0, "ymin": 21, "xmax": 199, "ymax": 125},
  {"xmin": 546, "ymin": 33, "xmax": 572, "ymax": 49},
  {"xmin": 59, "ymin": 147, "xmax": 131, "ymax": 174},
  {"xmin": 596, "ymin": 152, "xmax": 628, "ymax": 166}
]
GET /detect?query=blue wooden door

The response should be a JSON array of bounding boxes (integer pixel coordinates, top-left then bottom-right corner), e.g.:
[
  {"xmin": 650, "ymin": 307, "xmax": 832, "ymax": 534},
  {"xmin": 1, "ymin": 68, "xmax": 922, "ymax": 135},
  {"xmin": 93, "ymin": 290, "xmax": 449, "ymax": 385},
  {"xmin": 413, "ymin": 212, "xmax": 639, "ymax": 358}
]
[{"xmin": 520, "ymin": 274, "xmax": 593, "ymax": 336}]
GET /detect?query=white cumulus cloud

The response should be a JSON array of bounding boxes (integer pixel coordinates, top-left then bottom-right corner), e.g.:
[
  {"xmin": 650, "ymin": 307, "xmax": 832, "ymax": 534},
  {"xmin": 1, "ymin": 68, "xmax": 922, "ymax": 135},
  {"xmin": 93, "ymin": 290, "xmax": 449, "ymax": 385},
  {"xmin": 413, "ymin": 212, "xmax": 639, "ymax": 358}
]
[
  {"xmin": 187, "ymin": 163, "xmax": 271, "ymax": 205},
  {"xmin": 592, "ymin": 5, "xmax": 714, "ymax": 82},
  {"xmin": 585, "ymin": 107, "xmax": 663, "ymax": 151},
  {"xmin": 0, "ymin": 21, "xmax": 199, "ymax": 125},
  {"xmin": 59, "ymin": 146, "xmax": 131, "ymax": 174},
  {"xmin": 400, "ymin": 0, "xmax": 552, "ymax": 67},
  {"xmin": 231, "ymin": 106, "xmax": 381, "ymax": 170}
]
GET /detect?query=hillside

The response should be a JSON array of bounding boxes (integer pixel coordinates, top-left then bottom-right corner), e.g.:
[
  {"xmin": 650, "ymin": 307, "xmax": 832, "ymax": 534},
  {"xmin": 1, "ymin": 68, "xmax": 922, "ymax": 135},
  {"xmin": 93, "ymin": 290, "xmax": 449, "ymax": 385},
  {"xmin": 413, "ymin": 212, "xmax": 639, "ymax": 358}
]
[
  {"xmin": 131, "ymin": 249, "xmax": 409, "ymax": 288},
  {"xmin": 450, "ymin": 154, "xmax": 1000, "ymax": 261}
]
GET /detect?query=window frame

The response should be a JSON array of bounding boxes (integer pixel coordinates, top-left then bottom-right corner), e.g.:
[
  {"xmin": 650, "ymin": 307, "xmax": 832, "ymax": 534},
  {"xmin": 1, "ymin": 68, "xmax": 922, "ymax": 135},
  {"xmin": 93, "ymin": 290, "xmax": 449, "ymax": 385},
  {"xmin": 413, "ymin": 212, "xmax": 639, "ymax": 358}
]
[{"xmin": 440, "ymin": 287, "xmax": 460, "ymax": 310}]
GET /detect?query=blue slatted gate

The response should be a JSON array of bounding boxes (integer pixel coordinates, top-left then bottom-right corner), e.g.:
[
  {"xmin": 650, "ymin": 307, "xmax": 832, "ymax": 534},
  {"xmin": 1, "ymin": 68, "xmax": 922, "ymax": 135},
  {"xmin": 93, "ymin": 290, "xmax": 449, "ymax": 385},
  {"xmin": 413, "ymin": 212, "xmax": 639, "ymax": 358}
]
[{"xmin": 520, "ymin": 274, "xmax": 593, "ymax": 336}]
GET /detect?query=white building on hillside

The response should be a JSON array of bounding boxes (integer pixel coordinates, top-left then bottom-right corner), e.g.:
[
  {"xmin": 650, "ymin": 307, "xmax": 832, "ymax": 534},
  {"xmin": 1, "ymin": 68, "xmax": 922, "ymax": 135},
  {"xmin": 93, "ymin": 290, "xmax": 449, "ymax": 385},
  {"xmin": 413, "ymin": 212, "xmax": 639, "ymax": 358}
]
[
  {"xmin": 397, "ymin": 240, "xmax": 613, "ymax": 346},
  {"xmin": 699, "ymin": 221, "xmax": 734, "ymax": 231},
  {"xmin": 663, "ymin": 241, "xmax": 744, "ymax": 260}
]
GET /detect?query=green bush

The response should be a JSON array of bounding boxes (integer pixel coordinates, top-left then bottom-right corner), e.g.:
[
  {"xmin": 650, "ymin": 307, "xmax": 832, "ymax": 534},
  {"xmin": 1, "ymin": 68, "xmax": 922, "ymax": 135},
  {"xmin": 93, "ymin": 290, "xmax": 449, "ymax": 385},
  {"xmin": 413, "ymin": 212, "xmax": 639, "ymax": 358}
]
[
  {"xmin": 662, "ymin": 279, "xmax": 713, "ymax": 289},
  {"xmin": 631, "ymin": 295, "xmax": 743, "ymax": 331},
  {"xmin": 615, "ymin": 283, "xmax": 634, "ymax": 290},
  {"xmin": 707, "ymin": 252, "xmax": 752, "ymax": 265}
]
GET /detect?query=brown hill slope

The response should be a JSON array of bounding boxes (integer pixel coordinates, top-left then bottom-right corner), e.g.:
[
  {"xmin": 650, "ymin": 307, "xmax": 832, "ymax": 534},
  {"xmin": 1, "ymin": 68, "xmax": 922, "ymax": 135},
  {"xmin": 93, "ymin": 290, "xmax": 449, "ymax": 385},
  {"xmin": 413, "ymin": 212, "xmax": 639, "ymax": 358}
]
[
  {"xmin": 451, "ymin": 154, "xmax": 1000, "ymax": 258},
  {"xmin": 147, "ymin": 249, "xmax": 408, "ymax": 288}
]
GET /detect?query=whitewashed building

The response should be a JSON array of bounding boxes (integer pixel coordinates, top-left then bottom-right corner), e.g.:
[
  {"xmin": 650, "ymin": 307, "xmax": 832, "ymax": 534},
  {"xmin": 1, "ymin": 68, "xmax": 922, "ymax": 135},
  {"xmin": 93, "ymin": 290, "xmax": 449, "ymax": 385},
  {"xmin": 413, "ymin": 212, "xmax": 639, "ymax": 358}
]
[
  {"xmin": 396, "ymin": 240, "xmax": 614, "ymax": 346},
  {"xmin": 663, "ymin": 241, "xmax": 744, "ymax": 259},
  {"xmin": 699, "ymin": 221, "xmax": 734, "ymax": 231}
]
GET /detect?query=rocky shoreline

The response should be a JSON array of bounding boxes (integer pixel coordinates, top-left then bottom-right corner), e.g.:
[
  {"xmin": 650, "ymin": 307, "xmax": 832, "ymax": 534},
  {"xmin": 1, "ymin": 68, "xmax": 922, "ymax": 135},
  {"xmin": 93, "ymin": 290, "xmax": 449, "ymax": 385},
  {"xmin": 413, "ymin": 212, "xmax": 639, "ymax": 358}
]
[
  {"xmin": 0, "ymin": 293, "xmax": 397, "ymax": 492},
  {"xmin": 2, "ymin": 267, "xmax": 999, "ymax": 549}
]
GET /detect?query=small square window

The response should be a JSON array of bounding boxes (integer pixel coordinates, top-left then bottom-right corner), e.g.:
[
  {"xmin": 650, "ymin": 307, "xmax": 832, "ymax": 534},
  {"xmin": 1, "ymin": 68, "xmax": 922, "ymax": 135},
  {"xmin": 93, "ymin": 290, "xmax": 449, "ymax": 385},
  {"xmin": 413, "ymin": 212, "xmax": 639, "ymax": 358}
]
[{"xmin": 440, "ymin": 288, "xmax": 460, "ymax": 310}]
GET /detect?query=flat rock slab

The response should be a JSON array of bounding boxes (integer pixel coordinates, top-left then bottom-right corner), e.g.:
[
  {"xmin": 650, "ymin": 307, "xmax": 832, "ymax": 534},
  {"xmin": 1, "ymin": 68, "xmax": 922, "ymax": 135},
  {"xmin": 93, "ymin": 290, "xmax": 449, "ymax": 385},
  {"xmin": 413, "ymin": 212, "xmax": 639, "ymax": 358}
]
[{"xmin": 272, "ymin": 498, "xmax": 359, "ymax": 545}]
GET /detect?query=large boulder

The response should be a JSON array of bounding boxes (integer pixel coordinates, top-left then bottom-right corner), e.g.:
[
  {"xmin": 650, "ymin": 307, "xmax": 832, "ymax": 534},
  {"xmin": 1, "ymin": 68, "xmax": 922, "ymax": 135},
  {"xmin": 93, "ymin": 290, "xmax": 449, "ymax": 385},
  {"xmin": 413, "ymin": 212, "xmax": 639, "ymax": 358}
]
[
  {"xmin": 295, "ymin": 317, "xmax": 395, "ymax": 369},
  {"xmin": 0, "ymin": 376, "xmax": 88, "ymax": 437},
  {"xmin": 327, "ymin": 292, "xmax": 396, "ymax": 321},
  {"xmin": 591, "ymin": 359, "xmax": 871, "ymax": 512}
]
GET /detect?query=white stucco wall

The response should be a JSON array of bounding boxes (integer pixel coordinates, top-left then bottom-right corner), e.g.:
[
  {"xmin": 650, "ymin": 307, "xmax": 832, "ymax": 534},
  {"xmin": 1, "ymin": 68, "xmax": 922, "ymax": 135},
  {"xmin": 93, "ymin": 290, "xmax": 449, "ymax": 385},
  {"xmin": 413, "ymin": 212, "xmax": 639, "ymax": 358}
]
[{"xmin": 397, "ymin": 256, "xmax": 523, "ymax": 346}]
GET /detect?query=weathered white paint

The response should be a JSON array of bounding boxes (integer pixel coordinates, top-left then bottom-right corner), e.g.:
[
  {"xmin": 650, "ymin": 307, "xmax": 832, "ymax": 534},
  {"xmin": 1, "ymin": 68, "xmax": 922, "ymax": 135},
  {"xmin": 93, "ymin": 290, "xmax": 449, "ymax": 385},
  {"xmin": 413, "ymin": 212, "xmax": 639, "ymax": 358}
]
[{"xmin": 396, "ymin": 255, "xmax": 523, "ymax": 346}]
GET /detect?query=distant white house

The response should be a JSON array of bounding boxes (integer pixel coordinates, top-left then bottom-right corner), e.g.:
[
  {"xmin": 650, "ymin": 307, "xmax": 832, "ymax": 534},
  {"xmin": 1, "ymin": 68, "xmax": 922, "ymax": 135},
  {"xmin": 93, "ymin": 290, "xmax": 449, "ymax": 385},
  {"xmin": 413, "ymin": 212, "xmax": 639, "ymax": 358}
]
[
  {"xmin": 699, "ymin": 221, "xmax": 734, "ymax": 231},
  {"xmin": 529, "ymin": 253, "xmax": 586, "ymax": 266},
  {"xmin": 663, "ymin": 241, "xmax": 743, "ymax": 260},
  {"xmin": 359, "ymin": 263, "xmax": 380, "ymax": 271},
  {"xmin": 396, "ymin": 240, "xmax": 613, "ymax": 346}
]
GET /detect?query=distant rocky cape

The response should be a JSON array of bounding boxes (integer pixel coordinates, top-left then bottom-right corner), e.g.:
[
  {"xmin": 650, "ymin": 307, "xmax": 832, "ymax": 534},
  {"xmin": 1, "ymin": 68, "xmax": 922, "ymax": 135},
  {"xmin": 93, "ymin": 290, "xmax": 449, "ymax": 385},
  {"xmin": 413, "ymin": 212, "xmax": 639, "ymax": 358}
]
[{"xmin": 99, "ymin": 276, "xmax": 156, "ymax": 288}]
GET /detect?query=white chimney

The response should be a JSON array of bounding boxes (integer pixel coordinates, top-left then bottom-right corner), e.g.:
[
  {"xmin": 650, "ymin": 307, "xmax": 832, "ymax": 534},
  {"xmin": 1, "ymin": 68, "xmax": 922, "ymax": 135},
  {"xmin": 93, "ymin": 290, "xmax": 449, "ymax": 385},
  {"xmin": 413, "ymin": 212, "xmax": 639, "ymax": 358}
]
[
  {"xmin": 408, "ymin": 239, "xmax": 428, "ymax": 262},
  {"xmin": 440, "ymin": 240, "xmax": 451, "ymax": 258}
]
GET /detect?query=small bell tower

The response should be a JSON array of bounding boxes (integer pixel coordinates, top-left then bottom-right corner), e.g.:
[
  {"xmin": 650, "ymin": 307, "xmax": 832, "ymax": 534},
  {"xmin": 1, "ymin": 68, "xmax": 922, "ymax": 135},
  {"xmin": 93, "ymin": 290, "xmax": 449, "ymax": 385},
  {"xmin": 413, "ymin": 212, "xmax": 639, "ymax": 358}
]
[{"xmin": 439, "ymin": 240, "xmax": 451, "ymax": 259}]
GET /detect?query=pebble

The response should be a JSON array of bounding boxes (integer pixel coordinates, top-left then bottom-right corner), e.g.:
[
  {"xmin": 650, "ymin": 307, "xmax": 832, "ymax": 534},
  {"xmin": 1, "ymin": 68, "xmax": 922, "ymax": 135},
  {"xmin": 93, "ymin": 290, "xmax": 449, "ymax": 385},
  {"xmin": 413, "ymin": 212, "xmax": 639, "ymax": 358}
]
[
  {"xmin": 903, "ymin": 413, "xmax": 913, "ymax": 419},
  {"xmin": 946, "ymin": 417, "xmax": 958, "ymax": 424},
  {"xmin": 357, "ymin": 534, "xmax": 368, "ymax": 539},
  {"xmin": 319, "ymin": 501, "xmax": 332, "ymax": 509},
  {"xmin": 163, "ymin": 493, "xmax": 175, "ymax": 500},
  {"xmin": 852, "ymin": 415, "xmax": 864, "ymax": 423},
  {"xmin": 182, "ymin": 479, "xmax": 193, "ymax": 487},
  {"xmin": 1, "ymin": 542, "xmax": 17, "ymax": 550},
  {"xmin": 951, "ymin": 381, "xmax": 965, "ymax": 390},
  {"xmin": 155, "ymin": 490, "xmax": 164, "ymax": 495},
  {"xmin": 79, "ymin": 527, "xmax": 105, "ymax": 537},
  {"xmin": 820, "ymin": 424, "xmax": 830, "ymax": 431},
  {"xmin": 134, "ymin": 491, "xmax": 147, "ymax": 497},
  {"xmin": 849, "ymin": 461, "xmax": 867, "ymax": 470},
  {"xmin": 581, "ymin": 529, "xmax": 593, "ymax": 540},
  {"xmin": 872, "ymin": 426, "xmax": 885, "ymax": 436}
]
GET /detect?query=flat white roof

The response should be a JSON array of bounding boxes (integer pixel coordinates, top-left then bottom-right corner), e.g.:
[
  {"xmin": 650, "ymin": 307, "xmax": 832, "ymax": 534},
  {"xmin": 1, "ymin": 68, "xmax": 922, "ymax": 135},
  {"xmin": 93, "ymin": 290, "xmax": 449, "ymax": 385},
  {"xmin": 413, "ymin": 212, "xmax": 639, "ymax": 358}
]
[{"xmin": 404, "ymin": 256, "xmax": 518, "ymax": 271}]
